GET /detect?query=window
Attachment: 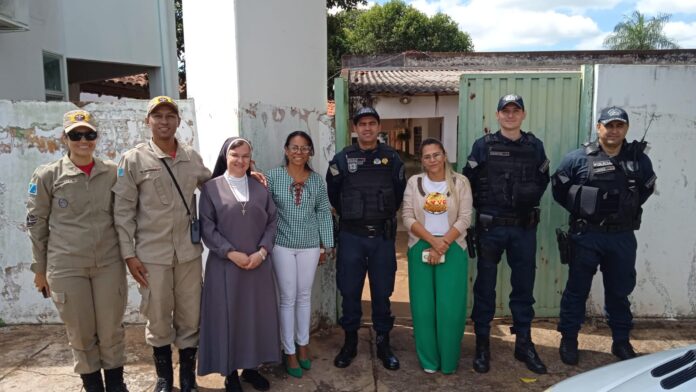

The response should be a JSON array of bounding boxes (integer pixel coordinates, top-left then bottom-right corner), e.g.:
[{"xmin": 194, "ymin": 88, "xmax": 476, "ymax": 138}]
[{"xmin": 43, "ymin": 52, "xmax": 64, "ymax": 101}]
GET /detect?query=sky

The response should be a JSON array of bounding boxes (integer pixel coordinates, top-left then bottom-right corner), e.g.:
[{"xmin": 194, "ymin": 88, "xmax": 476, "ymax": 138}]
[{"xmin": 366, "ymin": 0, "xmax": 696, "ymax": 51}]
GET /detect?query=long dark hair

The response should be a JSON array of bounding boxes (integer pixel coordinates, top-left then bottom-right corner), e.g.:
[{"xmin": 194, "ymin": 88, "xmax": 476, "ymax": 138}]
[{"xmin": 284, "ymin": 131, "xmax": 314, "ymax": 172}]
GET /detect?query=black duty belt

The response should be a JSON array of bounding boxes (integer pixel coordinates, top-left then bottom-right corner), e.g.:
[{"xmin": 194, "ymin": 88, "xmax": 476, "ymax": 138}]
[
  {"xmin": 570, "ymin": 219, "xmax": 635, "ymax": 233},
  {"xmin": 340, "ymin": 221, "xmax": 386, "ymax": 238},
  {"xmin": 477, "ymin": 209, "xmax": 540, "ymax": 228}
]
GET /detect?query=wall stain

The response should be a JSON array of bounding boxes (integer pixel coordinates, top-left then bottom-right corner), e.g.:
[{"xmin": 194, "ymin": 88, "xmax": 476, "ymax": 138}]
[
  {"xmin": 688, "ymin": 245, "xmax": 696, "ymax": 316},
  {"xmin": 272, "ymin": 108, "xmax": 285, "ymax": 122},
  {"xmin": 0, "ymin": 125, "xmax": 61, "ymax": 155},
  {"xmin": 639, "ymin": 256, "xmax": 675, "ymax": 318},
  {"xmin": 244, "ymin": 103, "xmax": 258, "ymax": 118},
  {"xmin": 2, "ymin": 264, "xmax": 22, "ymax": 303}
]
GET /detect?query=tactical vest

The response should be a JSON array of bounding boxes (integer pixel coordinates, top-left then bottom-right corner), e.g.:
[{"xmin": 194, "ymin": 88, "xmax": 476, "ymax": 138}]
[
  {"xmin": 568, "ymin": 141, "xmax": 644, "ymax": 227},
  {"xmin": 339, "ymin": 145, "xmax": 397, "ymax": 223},
  {"xmin": 474, "ymin": 133, "xmax": 546, "ymax": 212}
]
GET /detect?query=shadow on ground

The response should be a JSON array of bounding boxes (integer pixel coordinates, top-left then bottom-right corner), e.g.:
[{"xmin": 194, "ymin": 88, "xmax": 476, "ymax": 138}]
[{"xmin": 2, "ymin": 319, "xmax": 696, "ymax": 391}]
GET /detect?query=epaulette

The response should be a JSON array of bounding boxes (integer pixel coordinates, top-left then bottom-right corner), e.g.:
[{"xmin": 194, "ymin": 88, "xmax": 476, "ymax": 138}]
[
  {"xmin": 583, "ymin": 141, "xmax": 600, "ymax": 155},
  {"xmin": 483, "ymin": 133, "xmax": 499, "ymax": 144}
]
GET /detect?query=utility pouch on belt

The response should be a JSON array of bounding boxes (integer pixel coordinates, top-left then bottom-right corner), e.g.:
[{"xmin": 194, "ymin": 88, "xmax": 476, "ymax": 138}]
[
  {"xmin": 526, "ymin": 208, "xmax": 541, "ymax": 229},
  {"xmin": 466, "ymin": 228, "xmax": 478, "ymax": 259},
  {"xmin": 384, "ymin": 218, "xmax": 396, "ymax": 240},
  {"xmin": 556, "ymin": 228, "xmax": 572, "ymax": 265}
]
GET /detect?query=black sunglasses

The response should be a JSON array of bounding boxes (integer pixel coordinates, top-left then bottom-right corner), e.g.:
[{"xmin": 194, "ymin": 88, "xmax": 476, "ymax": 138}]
[{"xmin": 67, "ymin": 130, "xmax": 98, "ymax": 141}]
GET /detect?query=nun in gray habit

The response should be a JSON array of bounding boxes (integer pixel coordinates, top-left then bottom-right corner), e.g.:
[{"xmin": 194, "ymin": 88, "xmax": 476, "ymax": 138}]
[{"xmin": 197, "ymin": 136, "xmax": 280, "ymax": 391}]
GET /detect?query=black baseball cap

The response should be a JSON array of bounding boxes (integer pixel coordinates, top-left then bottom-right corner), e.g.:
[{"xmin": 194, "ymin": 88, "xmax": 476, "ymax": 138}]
[
  {"xmin": 598, "ymin": 106, "xmax": 629, "ymax": 125},
  {"xmin": 497, "ymin": 94, "xmax": 525, "ymax": 111},
  {"xmin": 353, "ymin": 106, "xmax": 380, "ymax": 125}
]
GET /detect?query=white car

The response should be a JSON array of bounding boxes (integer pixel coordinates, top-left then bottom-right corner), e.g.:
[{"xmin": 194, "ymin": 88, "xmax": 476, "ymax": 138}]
[{"xmin": 546, "ymin": 344, "xmax": 696, "ymax": 392}]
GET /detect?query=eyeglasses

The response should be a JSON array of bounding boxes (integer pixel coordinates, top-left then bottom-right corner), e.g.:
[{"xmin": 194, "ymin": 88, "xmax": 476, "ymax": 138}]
[
  {"xmin": 287, "ymin": 145, "xmax": 312, "ymax": 154},
  {"xmin": 290, "ymin": 181, "xmax": 304, "ymax": 206},
  {"xmin": 422, "ymin": 152, "xmax": 444, "ymax": 161},
  {"xmin": 67, "ymin": 131, "xmax": 98, "ymax": 141}
]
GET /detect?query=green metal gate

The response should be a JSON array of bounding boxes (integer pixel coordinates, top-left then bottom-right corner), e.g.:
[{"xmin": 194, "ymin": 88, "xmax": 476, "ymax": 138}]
[{"xmin": 457, "ymin": 71, "xmax": 589, "ymax": 317}]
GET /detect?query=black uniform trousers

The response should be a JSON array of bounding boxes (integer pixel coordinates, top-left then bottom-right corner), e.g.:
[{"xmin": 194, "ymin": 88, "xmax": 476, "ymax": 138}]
[
  {"xmin": 336, "ymin": 230, "xmax": 396, "ymax": 334},
  {"xmin": 471, "ymin": 225, "xmax": 537, "ymax": 337},
  {"xmin": 558, "ymin": 230, "xmax": 637, "ymax": 341}
]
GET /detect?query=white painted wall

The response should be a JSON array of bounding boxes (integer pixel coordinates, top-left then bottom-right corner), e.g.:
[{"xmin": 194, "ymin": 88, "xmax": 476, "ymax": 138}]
[
  {"xmin": 183, "ymin": 0, "xmax": 336, "ymax": 326},
  {"xmin": 0, "ymin": 99, "xmax": 199, "ymax": 324},
  {"xmin": 587, "ymin": 64, "xmax": 696, "ymax": 318},
  {"xmin": 374, "ymin": 95, "xmax": 459, "ymax": 162},
  {"xmin": 0, "ymin": 0, "xmax": 178, "ymax": 101},
  {"xmin": 184, "ymin": 0, "xmax": 329, "ymax": 173}
]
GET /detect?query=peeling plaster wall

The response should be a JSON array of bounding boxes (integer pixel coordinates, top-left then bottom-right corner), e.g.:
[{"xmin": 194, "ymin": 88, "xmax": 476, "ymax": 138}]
[
  {"xmin": 0, "ymin": 99, "xmax": 198, "ymax": 324},
  {"xmin": 586, "ymin": 65, "xmax": 696, "ymax": 318}
]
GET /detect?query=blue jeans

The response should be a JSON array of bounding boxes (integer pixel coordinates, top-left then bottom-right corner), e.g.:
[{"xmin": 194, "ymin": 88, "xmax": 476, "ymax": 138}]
[
  {"xmin": 336, "ymin": 230, "xmax": 396, "ymax": 333},
  {"xmin": 471, "ymin": 226, "xmax": 537, "ymax": 336}
]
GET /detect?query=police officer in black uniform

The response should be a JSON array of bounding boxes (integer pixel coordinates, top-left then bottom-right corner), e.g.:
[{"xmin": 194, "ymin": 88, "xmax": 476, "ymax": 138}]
[
  {"xmin": 326, "ymin": 106, "xmax": 406, "ymax": 370},
  {"xmin": 463, "ymin": 94, "xmax": 550, "ymax": 374},
  {"xmin": 552, "ymin": 106, "xmax": 656, "ymax": 365}
]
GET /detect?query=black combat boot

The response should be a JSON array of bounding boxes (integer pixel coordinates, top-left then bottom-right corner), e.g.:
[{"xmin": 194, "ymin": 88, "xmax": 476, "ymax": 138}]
[
  {"xmin": 472, "ymin": 335, "xmax": 491, "ymax": 373},
  {"xmin": 611, "ymin": 340, "xmax": 637, "ymax": 361},
  {"xmin": 152, "ymin": 345, "xmax": 173, "ymax": 392},
  {"xmin": 81, "ymin": 370, "xmax": 105, "ymax": 392},
  {"xmin": 559, "ymin": 336, "xmax": 579, "ymax": 365},
  {"xmin": 224, "ymin": 371, "xmax": 243, "ymax": 392},
  {"xmin": 178, "ymin": 347, "xmax": 198, "ymax": 392},
  {"xmin": 333, "ymin": 330, "xmax": 358, "ymax": 368},
  {"xmin": 104, "ymin": 366, "xmax": 129, "ymax": 392},
  {"xmin": 376, "ymin": 332, "xmax": 400, "ymax": 370},
  {"xmin": 513, "ymin": 332, "xmax": 547, "ymax": 374}
]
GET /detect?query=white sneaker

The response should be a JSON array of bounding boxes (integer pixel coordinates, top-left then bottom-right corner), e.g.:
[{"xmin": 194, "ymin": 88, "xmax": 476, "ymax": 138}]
[{"xmin": 423, "ymin": 368, "xmax": 437, "ymax": 374}]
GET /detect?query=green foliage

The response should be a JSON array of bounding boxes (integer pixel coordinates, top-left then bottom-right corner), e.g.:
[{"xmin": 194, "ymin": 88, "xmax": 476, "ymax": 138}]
[
  {"xmin": 603, "ymin": 11, "xmax": 679, "ymax": 50},
  {"xmin": 0, "ymin": 318, "xmax": 6, "ymax": 327},
  {"xmin": 346, "ymin": 1, "xmax": 473, "ymax": 54},
  {"xmin": 327, "ymin": 0, "xmax": 367, "ymax": 9}
]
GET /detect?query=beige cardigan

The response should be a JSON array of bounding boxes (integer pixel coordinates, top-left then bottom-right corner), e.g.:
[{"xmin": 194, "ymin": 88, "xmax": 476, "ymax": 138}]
[{"xmin": 401, "ymin": 172, "xmax": 474, "ymax": 249}]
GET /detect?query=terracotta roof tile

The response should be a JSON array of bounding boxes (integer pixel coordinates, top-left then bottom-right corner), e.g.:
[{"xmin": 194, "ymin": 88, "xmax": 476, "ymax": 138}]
[{"xmin": 349, "ymin": 68, "xmax": 462, "ymax": 95}]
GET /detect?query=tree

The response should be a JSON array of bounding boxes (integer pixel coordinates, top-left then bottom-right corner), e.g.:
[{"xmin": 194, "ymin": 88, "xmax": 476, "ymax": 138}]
[
  {"xmin": 603, "ymin": 11, "xmax": 679, "ymax": 50},
  {"xmin": 327, "ymin": 0, "xmax": 366, "ymax": 9},
  {"xmin": 347, "ymin": 0, "xmax": 473, "ymax": 54}
]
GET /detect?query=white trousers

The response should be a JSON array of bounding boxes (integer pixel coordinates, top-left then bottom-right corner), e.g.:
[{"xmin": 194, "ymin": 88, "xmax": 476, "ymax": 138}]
[{"xmin": 272, "ymin": 245, "xmax": 320, "ymax": 354}]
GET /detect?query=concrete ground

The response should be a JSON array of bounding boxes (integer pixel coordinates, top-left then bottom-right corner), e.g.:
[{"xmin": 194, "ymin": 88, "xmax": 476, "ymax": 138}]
[{"xmin": 2, "ymin": 319, "xmax": 696, "ymax": 392}]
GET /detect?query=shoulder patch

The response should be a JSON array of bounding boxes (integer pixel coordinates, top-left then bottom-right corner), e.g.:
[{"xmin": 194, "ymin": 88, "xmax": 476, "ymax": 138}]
[
  {"xmin": 539, "ymin": 159, "xmax": 550, "ymax": 173},
  {"xmin": 28, "ymin": 182, "xmax": 38, "ymax": 196},
  {"xmin": 117, "ymin": 167, "xmax": 125, "ymax": 177},
  {"xmin": 329, "ymin": 164, "xmax": 340, "ymax": 177}
]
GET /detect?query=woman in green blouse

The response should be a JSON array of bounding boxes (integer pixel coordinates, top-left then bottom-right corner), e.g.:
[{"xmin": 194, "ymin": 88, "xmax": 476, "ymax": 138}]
[{"xmin": 266, "ymin": 131, "xmax": 335, "ymax": 378}]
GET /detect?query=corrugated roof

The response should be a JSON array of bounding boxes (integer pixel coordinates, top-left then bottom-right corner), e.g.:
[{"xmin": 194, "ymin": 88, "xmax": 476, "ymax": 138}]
[{"xmin": 349, "ymin": 68, "xmax": 462, "ymax": 95}]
